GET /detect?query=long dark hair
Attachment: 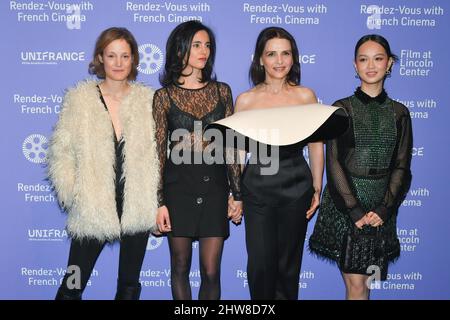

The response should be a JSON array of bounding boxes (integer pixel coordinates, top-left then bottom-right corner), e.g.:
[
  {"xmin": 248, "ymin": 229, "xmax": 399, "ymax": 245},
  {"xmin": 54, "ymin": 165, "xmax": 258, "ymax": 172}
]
[
  {"xmin": 249, "ymin": 27, "xmax": 300, "ymax": 86},
  {"xmin": 354, "ymin": 34, "xmax": 398, "ymax": 70},
  {"xmin": 160, "ymin": 20, "xmax": 216, "ymax": 87}
]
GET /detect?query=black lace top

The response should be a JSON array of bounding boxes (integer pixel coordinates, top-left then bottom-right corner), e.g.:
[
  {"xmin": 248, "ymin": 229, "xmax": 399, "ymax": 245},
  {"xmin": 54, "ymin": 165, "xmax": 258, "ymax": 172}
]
[
  {"xmin": 152, "ymin": 81, "xmax": 241, "ymax": 207},
  {"xmin": 326, "ymin": 87, "xmax": 413, "ymax": 223}
]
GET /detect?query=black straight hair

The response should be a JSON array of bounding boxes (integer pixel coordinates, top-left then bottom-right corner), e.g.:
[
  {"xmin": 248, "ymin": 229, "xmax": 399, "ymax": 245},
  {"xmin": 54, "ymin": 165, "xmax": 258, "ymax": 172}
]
[
  {"xmin": 249, "ymin": 27, "xmax": 300, "ymax": 87},
  {"xmin": 160, "ymin": 20, "xmax": 216, "ymax": 87},
  {"xmin": 354, "ymin": 34, "xmax": 399, "ymax": 63}
]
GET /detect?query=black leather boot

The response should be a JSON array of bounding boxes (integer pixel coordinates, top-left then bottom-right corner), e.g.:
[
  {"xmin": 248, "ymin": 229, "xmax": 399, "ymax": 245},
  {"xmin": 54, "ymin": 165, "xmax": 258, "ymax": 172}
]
[
  {"xmin": 114, "ymin": 282, "xmax": 142, "ymax": 300},
  {"xmin": 55, "ymin": 286, "xmax": 82, "ymax": 300}
]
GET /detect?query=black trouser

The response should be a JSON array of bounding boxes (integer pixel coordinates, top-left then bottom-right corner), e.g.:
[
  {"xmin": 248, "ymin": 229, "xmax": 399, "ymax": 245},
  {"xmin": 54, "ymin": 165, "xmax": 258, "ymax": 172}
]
[
  {"xmin": 244, "ymin": 191, "xmax": 310, "ymax": 300},
  {"xmin": 57, "ymin": 231, "xmax": 149, "ymax": 297}
]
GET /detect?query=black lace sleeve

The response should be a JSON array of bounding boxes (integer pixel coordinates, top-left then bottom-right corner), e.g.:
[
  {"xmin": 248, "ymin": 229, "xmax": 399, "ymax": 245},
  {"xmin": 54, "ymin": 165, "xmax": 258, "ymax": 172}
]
[
  {"xmin": 373, "ymin": 104, "xmax": 413, "ymax": 221},
  {"xmin": 326, "ymin": 99, "xmax": 366, "ymax": 223},
  {"xmin": 152, "ymin": 89, "xmax": 169, "ymax": 207},
  {"xmin": 219, "ymin": 83, "xmax": 242, "ymax": 201}
]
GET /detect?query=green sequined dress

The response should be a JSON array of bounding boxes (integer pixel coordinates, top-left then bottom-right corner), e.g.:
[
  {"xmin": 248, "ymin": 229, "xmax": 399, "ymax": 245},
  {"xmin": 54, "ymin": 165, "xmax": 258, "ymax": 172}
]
[{"xmin": 309, "ymin": 88, "xmax": 413, "ymax": 273}]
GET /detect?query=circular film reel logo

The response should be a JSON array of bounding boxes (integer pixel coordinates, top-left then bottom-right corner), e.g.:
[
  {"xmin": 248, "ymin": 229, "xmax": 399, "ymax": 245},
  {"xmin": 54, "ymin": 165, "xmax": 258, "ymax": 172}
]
[
  {"xmin": 23, "ymin": 134, "xmax": 49, "ymax": 164},
  {"xmin": 147, "ymin": 235, "xmax": 164, "ymax": 250},
  {"xmin": 138, "ymin": 44, "xmax": 163, "ymax": 75}
]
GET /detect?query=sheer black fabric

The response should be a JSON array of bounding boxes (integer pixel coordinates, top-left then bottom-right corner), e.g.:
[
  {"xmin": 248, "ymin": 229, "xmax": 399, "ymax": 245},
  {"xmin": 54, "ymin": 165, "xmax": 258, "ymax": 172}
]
[
  {"xmin": 198, "ymin": 237, "xmax": 224, "ymax": 300},
  {"xmin": 153, "ymin": 81, "xmax": 241, "ymax": 207},
  {"xmin": 167, "ymin": 236, "xmax": 224, "ymax": 300},
  {"xmin": 167, "ymin": 236, "xmax": 193, "ymax": 300},
  {"xmin": 326, "ymin": 88, "xmax": 413, "ymax": 223}
]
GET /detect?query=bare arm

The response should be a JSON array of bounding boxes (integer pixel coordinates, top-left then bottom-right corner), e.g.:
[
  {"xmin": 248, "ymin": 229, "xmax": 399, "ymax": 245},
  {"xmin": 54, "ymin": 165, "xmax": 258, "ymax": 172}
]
[
  {"xmin": 300, "ymin": 88, "xmax": 324, "ymax": 193},
  {"xmin": 299, "ymin": 88, "xmax": 324, "ymax": 218},
  {"xmin": 308, "ymin": 142, "xmax": 324, "ymax": 194}
]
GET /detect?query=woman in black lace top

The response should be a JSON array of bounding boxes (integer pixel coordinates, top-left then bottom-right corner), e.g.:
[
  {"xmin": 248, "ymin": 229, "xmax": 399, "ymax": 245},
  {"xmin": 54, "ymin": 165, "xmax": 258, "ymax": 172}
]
[
  {"xmin": 309, "ymin": 35, "xmax": 413, "ymax": 299},
  {"xmin": 153, "ymin": 21, "xmax": 242, "ymax": 300}
]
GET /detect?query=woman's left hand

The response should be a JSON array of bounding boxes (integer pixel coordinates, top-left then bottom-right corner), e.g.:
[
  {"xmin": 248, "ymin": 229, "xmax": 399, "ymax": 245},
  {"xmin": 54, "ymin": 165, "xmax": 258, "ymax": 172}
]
[{"xmin": 306, "ymin": 191, "xmax": 321, "ymax": 220}]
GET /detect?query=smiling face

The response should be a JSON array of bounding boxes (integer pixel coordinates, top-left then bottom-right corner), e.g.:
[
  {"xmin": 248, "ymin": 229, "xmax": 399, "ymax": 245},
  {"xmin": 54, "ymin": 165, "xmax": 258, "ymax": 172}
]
[
  {"xmin": 354, "ymin": 40, "xmax": 393, "ymax": 86},
  {"xmin": 260, "ymin": 37, "xmax": 294, "ymax": 82},
  {"xmin": 184, "ymin": 30, "xmax": 211, "ymax": 72},
  {"xmin": 99, "ymin": 38, "xmax": 132, "ymax": 82}
]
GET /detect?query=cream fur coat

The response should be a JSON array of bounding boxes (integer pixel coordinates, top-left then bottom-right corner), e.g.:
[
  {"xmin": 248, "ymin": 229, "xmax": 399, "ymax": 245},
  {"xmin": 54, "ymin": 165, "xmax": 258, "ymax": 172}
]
[{"xmin": 48, "ymin": 80, "xmax": 159, "ymax": 241}]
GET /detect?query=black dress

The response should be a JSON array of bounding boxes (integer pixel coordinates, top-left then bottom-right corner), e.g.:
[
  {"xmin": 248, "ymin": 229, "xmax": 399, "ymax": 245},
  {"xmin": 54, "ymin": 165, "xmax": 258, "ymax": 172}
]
[
  {"xmin": 309, "ymin": 88, "xmax": 413, "ymax": 279},
  {"xmin": 98, "ymin": 85, "xmax": 126, "ymax": 219},
  {"xmin": 153, "ymin": 81, "xmax": 241, "ymax": 237}
]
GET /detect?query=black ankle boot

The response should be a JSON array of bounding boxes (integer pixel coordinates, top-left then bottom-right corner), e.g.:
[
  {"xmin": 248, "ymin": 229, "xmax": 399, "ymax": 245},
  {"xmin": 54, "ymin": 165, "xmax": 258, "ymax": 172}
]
[
  {"xmin": 114, "ymin": 283, "xmax": 142, "ymax": 300},
  {"xmin": 55, "ymin": 286, "xmax": 82, "ymax": 300}
]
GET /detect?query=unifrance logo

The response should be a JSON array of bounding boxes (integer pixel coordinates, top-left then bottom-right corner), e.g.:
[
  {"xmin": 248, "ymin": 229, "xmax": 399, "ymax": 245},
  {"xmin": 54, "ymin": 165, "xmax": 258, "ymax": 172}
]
[
  {"xmin": 28, "ymin": 228, "xmax": 68, "ymax": 241},
  {"xmin": 147, "ymin": 235, "xmax": 164, "ymax": 250},
  {"xmin": 23, "ymin": 134, "xmax": 48, "ymax": 164},
  {"xmin": 21, "ymin": 51, "xmax": 86, "ymax": 65},
  {"xmin": 137, "ymin": 44, "xmax": 164, "ymax": 75}
]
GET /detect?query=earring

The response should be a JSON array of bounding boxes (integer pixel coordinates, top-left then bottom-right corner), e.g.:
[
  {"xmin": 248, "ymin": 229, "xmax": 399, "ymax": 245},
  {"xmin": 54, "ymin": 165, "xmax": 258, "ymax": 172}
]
[
  {"xmin": 354, "ymin": 73, "xmax": 360, "ymax": 79},
  {"xmin": 385, "ymin": 70, "xmax": 391, "ymax": 78}
]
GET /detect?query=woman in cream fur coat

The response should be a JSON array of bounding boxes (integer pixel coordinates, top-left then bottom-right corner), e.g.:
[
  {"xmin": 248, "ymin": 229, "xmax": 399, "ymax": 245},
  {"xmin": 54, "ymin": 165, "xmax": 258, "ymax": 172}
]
[{"xmin": 48, "ymin": 27, "xmax": 158, "ymax": 300}]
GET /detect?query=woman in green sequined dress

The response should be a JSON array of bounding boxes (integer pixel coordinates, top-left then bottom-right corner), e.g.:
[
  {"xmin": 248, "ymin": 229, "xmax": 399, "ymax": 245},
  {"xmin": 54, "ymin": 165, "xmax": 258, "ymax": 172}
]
[{"xmin": 309, "ymin": 34, "xmax": 412, "ymax": 300}]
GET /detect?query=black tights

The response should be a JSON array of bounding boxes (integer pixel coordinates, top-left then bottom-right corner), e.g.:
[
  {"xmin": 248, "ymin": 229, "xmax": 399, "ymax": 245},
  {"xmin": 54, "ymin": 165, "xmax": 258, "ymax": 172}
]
[
  {"xmin": 58, "ymin": 231, "xmax": 149, "ymax": 296},
  {"xmin": 168, "ymin": 236, "xmax": 224, "ymax": 300}
]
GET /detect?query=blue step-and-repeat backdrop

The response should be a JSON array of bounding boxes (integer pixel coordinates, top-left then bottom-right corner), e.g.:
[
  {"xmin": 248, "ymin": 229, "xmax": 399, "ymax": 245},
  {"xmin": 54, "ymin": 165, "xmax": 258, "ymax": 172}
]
[{"xmin": 1, "ymin": 0, "xmax": 449, "ymax": 300}]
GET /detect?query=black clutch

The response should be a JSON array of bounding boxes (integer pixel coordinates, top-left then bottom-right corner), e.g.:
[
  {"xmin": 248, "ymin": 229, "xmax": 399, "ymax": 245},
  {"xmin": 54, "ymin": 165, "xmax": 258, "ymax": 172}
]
[{"xmin": 340, "ymin": 226, "xmax": 388, "ymax": 280}]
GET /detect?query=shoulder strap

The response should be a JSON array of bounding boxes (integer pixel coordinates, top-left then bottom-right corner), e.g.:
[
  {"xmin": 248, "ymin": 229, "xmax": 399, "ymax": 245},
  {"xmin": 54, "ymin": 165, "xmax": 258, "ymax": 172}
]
[{"xmin": 97, "ymin": 85, "xmax": 108, "ymax": 111}]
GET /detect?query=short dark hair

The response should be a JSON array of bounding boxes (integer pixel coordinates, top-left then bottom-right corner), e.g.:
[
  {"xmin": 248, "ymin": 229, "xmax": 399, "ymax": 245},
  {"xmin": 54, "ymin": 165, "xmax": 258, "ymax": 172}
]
[
  {"xmin": 160, "ymin": 20, "xmax": 216, "ymax": 87},
  {"xmin": 88, "ymin": 27, "xmax": 139, "ymax": 81},
  {"xmin": 249, "ymin": 27, "xmax": 301, "ymax": 87},
  {"xmin": 354, "ymin": 34, "xmax": 399, "ymax": 64}
]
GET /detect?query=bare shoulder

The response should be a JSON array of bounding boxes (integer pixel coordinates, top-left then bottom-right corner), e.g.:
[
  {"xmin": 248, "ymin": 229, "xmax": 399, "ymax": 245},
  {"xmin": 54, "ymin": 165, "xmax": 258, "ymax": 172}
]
[
  {"xmin": 293, "ymin": 86, "xmax": 318, "ymax": 104},
  {"xmin": 235, "ymin": 89, "xmax": 257, "ymax": 112}
]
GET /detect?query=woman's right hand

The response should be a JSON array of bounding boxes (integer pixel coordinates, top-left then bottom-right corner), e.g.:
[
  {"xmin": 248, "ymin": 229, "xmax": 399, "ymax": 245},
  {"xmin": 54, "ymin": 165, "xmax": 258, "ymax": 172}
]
[
  {"xmin": 156, "ymin": 206, "xmax": 172, "ymax": 233},
  {"xmin": 355, "ymin": 215, "xmax": 369, "ymax": 229},
  {"xmin": 306, "ymin": 190, "xmax": 321, "ymax": 220},
  {"xmin": 228, "ymin": 196, "xmax": 243, "ymax": 224}
]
